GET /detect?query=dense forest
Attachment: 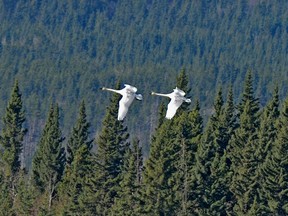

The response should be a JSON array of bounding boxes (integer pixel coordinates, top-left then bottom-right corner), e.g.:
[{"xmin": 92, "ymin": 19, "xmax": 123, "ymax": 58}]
[
  {"xmin": 1, "ymin": 0, "xmax": 288, "ymax": 214},
  {"xmin": 1, "ymin": 71, "xmax": 288, "ymax": 215},
  {"xmin": 1, "ymin": 0, "xmax": 288, "ymax": 159}
]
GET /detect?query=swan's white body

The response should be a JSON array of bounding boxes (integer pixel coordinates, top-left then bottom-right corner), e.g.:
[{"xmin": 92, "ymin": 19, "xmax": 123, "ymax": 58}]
[
  {"xmin": 151, "ymin": 87, "xmax": 191, "ymax": 119},
  {"xmin": 101, "ymin": 84, "xmax": 143, "ymax": 121}
]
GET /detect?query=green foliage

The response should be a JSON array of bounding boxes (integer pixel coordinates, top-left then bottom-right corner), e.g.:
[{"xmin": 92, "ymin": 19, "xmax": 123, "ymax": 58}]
[
  {"xmin": 1, "ymin": 0, "xmax": 288, "ymax": 158},
  {"xmin": 56, "ymin": 101, "xmax": 94, "ymax": 215},
  {"xmin": 258, "ymin": 97, "xmax": 288, "ymax": 215},
  {"xmin": 229, "ymin": 71, "xmax": 261, "ymax": 214},
  {"xmin": 1, "ymin": 1, "xmax": 288, "ymax": 213},
  {"xmin": 190, "ymin": 88, "xmax": 234, "ymax": 215},
  {"xmin": 141, "ymin": 72, "xmax": 201, "ymax": 215},
  {"xmin": 31, "ymin": 103, "xmax": 65, "ymax": 212},
  {"xmin": 0, "ymin": 80, "xmax": 27, "ymax": 176},
  {"xmin": 11, "ymin": 170, "xmax": 35, "ymax": 215},
  {"xmin": 0, "ymin": 172, "xmax": 13, "ymax": 216},
  {"xmin": 80, "ymin": 81, "xmax": 130, "ymax": 215},
  {"xmin": 112, "ymin": 137, "xmax": 144, "ymax": 215}
]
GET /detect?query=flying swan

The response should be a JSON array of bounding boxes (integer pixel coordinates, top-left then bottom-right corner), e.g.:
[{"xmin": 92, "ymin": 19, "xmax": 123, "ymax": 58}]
[
  {"xmin": 101, "ymin": 84, "xmax": 143, "ymax": 121},
  {"xmin": 151, "ymin": 87, "xmax": 191, "ymax": 119}
]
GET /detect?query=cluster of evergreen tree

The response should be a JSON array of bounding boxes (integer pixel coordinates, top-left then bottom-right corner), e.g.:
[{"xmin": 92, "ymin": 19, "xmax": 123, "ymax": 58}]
[
  {"xmin": 1, "ymin": 0, "xmax": 288, "ymax": 161},
  {"xmin": 1, "ymin": 70, "xmax": 288, "ymax": 215}
]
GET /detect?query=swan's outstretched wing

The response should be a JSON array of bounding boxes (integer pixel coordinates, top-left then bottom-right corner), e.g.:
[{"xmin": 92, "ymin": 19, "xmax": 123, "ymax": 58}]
[
  {"xmin": 173, "ymin": 87, "xmax": 186, "ymax": 96},
  {"xmin": 124, "ymin": 84, "xmax": 137, "ymax": 93},
  {"xmin": 166, "ymin": 98, "xmax": 183, "ymax": 119},
  {"xmin": 118, "ymin": 101, "xmax": 129, "ymax": 121}
]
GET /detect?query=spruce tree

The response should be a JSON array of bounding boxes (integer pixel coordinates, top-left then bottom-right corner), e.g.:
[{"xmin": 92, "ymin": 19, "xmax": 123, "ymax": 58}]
[
  {"xmin": 256, "ymin": 86, "xmax": 280, "ymax": 163},
  {"xmin": 174, "ymin": 108, "xmax": 202, "ymax": 215},
  {"xmin": 31, "ymin": 103, "xmax": 65, "ymax": 213},
  {"xmin": 56, "ymin": 101, "xmax": 93, "ymax": 215},
  {"xmin": 141, "ymin": 119, "xmax": 178, "ymax": 215},
  {"xmin": 82, "ymin": 81, "xmax": 130, "ymax": 215},
  {"xmin": 228, "ymin": 71, "xmax": 261, "ymax": 214},
  {"xmin": 0, "ymin": 172, "xmax": 12, "ymax": 215},
  {"xmin": 112, "ymin": 137, "xmax": 143, "ymax": 215},
  {"xmin": 141, "ymin": 72, "xmax": 197, "ymax": 215},
  {"xmin": 190, "ymin": 88, "xmax": 233, "ymax": 215},
  {"xmin": 0, "ymin": 80, "xmax": 27, "ymax": 214},
  {"xmin": 258, "ymin": 97, "xmax": 288, "ymax": 214},
  {"xmin": 66, "ymin": 101, "xmax": 93, "ymax": 166},
  {"xmin": 175, "ymin": 68, "xmax": 191, "ymax": 113},
  {"xmin": 0, "ymin": 80, "xmax": 27, "ymax": 176},
  {"xmin": 11, "ymin": 170, "xmax": 35, "ymax": 215}
]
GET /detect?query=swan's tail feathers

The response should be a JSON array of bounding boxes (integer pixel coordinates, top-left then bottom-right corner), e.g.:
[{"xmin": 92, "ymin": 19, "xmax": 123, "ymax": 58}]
[
  {"xmin": 185, "ymin": 98, "xmax": 191, "ymax": 103},
  {"xmin": 136, "ymin": 94, "xmax": 143, "ymax": 100}
]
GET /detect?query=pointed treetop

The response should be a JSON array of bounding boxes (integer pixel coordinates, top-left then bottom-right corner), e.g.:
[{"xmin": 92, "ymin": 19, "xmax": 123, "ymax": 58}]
[
  {"xmin": 242, "ymin": 70, "xmax": 257, "ymax": 104},
  {"xmin": 176, "ymin": 68, "xmax": 190, "ymax": 95},
  {"xmin": 214, "ymin": 87, "xmax": 224, "ymax": 118},
  {"xmin": 0, "ymin": 79, "xmax": 26, "ymax": 176},
  {"xmin": 238, "ymin": 70, "xmax": 260, "ymax": 118}
]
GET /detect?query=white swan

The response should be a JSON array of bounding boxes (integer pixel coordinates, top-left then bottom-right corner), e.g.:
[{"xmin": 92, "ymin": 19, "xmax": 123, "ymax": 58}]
[
  {"xmin": 101, "ymin": 84, "xmax": 143, "ymax": 121},
  {"xmin": 151, "ymin": 87, "xmax": 191, "ymax": 119}
]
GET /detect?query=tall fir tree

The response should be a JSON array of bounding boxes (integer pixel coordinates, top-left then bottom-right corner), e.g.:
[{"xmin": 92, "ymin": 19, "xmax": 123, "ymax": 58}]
[
  {"xmin": 111, "ymin": 137, "xmax": 143, "ymax": 215},
  {"xmin": 256, "ymin": 86, "xmax": 280, "ymax": 164},
  {"xmin": 56, "ymin": 101, "xmax": 94, "ymax": 215},
  {"xmin": 228, "ymin": 71, "xmax": 261, "ymax": 214},
  {"xmin": 0, "ymin": 80, "xmax": 27, "ymax": 214},
  {"xmin": 31, "ymin": 103, "xmax": 66, "ymax": 213},
  {"xmin": 190, "ymin": 87, "xmax": 234, "ymax": 215},
  {"xmin": 206, "ymin": 87, "xmax": 236, "ymax": 215},
  {"xmin": 66, "ymin": 101, "xmax": 93, "ymax": 166},
  {"xmin": 141, "ymin": 119, "xmax": 178, "ymax": 215},
  {"xmin": 81, "ymin": 81, "xmax": 130, "ymax": 215},
  {"xmin": 141, "ymin": 72, "xmax": 201, "ymax": 215},
  {"xmin": 257, "ymin": 97, "xmax": 288, "ymax": 214},
  {"xmin": 175, "ymin": 68, "xmax": 191, "ymax": 113},
  {"xmin": 0, "ymin": 80, "xmax": 27, "ymax": 176},
  {"xmin": 173, "ymin": 107, "xmax": 203, "ymax": 215},
  {"xmin": 10, "ymin": 170, "xmax": 35, "ymax": 215}
]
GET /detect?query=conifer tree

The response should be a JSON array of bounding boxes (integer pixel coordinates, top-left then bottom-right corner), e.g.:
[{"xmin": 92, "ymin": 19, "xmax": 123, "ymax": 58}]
[
  {"xmin": 143, "ymin": 107, "xmax": 201, "ymax": 215},
  {"xmin": 0, "ymin": 80, "xmax": 27, "ymax": 213},
  {"xmin": 11, "ymin": 170, "xmax": 35, "ymax": 215},
  {"xmin": 176, "ymin": 68, "xmax": 191, "ymax": 113},
  {"xmin": 66, "ymin": 101, "xmax": 93, "ymax": 166},
  {"xmin": 222, "ymin": 86, "xmax": 237, "ymax": 150},
  {"xmin": 228, "ymin": 71, "xmax": 261, "ymax": 214},
  {"xmin": 141, "ymin": 119, "xmax": 177, "ymax": 215},
  {"xmin": 83, "ymin": 81, "xmax": 130, "ymax": 215},
  {"xmin": 112, "ymin": 137, "xmax": 143, "ymax": 215},
  {"xmin": 256, "ymin": 86, "xmax": 280, "ymax": 163},
  {"xmin": 56, "ymin": 101, "xmax": 93, "ymax": 215},
  {"xmin": 141, "ymin": 71, "xmax": 197, "ymax": 215},
  {"xmin": 174, "ymin": 108, "xmax": 202, "ymax": 215},
  {"xmin": 190, "ymin": 88, "xmax": 233, "ymax": 215},
  {"xmin": 0, "ymin": 172, "xmax": 12, "ymax": 215},
  {"xmin": 31, "ymin": 103, "xmax": 65, "ymax": 213},
  {"xmin": 257, "ymin": 97, "xmax": 288, "ymax": 214},
  {"xmin": 0, "ymin": 80, "xmax": 27, "ymax": 176}
]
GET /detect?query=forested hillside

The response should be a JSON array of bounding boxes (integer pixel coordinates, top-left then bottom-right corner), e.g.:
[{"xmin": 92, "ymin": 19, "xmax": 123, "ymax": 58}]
[{"xmin": 0, "ymin": 1, "xmax": 288, "ymax": 163}]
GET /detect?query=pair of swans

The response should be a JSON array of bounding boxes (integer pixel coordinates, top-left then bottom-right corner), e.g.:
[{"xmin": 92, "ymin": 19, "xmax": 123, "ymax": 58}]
[{"xmin": 101, "ymin": 84, "xmax": 191, "ymax": 121}]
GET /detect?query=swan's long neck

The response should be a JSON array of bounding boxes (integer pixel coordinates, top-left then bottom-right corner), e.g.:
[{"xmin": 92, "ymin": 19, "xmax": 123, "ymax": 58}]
[
  {"xmin": 151, "ymin": 92, "xmax": 171, "ymax": 98},
  {"xmin": 102, "ymin": 87, "xmax": 121, "ymax": 94}
]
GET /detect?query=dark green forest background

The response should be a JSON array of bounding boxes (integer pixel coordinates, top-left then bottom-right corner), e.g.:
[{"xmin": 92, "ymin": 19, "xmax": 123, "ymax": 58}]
[
  {"xmin": 1, "ymin": 0, "xmax": 288, "ymax": 215},
  {"xmin": 1, "ymin": 0, "xmax": 288, "ymax": 161}
]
